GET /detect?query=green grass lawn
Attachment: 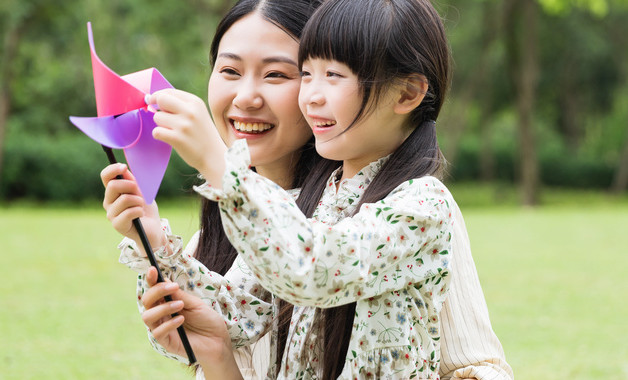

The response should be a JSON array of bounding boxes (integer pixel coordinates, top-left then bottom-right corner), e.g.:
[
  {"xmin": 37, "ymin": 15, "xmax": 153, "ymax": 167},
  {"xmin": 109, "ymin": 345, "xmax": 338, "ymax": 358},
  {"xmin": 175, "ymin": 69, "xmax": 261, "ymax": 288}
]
[{"xmin": 1, "ymin": 186, "xmax": 627, "ymax": 379}]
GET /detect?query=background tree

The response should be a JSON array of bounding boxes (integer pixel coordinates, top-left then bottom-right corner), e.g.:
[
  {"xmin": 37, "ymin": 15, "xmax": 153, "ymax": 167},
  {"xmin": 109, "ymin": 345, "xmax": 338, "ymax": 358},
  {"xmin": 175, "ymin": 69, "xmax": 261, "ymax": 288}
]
[{"xmin": 1, "ymin": 0, "xmax": 627, "ymax": 202}]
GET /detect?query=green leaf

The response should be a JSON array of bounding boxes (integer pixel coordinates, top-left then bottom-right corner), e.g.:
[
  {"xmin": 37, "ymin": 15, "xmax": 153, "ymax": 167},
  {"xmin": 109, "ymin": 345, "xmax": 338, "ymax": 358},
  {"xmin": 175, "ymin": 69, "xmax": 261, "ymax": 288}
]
[
  {"xmin": 376, "ymin": 244, "xmax": 385, "ymax": 251},
  {"xmin": 205, "ymin": 285, "xmax": 215, "ymax": 291},
  {"xmin": 297, "ymin": 234, "xmax": 305, "ymax": 242}
]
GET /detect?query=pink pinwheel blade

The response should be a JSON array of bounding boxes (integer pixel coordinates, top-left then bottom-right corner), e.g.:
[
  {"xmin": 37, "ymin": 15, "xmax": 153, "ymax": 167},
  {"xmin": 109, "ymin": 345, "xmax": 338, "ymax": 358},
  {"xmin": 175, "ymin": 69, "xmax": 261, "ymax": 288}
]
[
  {"xmin": 88, "ymin": 22, "xmax": 146, "ymax": 117},
  {"xmin": 123, "ymin": 109, "xmax": 171, "ymax": 204},
  {"xmin": 69, "ymin": 112, "xmax": 142, "ymax": 149}
]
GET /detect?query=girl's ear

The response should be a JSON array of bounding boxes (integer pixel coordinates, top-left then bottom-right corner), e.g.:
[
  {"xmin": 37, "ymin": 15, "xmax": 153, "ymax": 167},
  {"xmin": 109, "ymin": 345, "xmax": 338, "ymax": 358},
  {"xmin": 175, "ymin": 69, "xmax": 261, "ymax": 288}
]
[{"xmin": 393, "ymin": 75, "xmax": 428, "ymax": 115}]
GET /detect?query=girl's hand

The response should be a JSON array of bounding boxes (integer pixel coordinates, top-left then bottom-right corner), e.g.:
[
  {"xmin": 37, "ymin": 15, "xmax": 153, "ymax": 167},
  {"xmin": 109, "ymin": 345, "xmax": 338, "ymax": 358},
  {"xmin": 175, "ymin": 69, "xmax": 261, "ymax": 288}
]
[
  {"xmin": 101, "ymin": 163, "xmax": 165, "ymax": 253},
  {"xmin": 146, "ymin": 89, "xmax": 227, "ymax": 187},
  {"xmin": 141, "ymin": 267, "xmax": 242, "ymax": 379}
]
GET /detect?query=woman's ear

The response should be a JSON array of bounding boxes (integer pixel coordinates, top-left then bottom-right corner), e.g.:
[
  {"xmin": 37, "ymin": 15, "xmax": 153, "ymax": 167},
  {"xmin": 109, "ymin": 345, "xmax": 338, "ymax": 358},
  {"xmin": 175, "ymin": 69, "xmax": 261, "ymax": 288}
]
[{"xmin": 393, "ymin": 75, "xmax": 428, "ymax": 115}]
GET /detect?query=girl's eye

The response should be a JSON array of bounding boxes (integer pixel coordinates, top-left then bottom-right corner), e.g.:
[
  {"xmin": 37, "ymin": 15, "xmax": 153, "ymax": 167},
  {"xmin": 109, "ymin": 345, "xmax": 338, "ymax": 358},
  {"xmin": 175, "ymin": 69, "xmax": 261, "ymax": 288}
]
[
  {"xmin": 326, "ymin": 71, "xmax": 343, "ymax": 78},
  {"xmin": 300, "ymin": 70, "xmax": 311, "ymax": 78}
]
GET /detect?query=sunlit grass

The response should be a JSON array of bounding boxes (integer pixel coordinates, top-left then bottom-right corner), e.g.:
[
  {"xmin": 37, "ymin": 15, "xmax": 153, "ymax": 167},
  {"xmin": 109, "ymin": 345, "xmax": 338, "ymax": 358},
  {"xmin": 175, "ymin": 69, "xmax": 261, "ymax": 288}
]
[{"xmin": 1, "ymin": 186, "xmax": 627, "ymax": 379}]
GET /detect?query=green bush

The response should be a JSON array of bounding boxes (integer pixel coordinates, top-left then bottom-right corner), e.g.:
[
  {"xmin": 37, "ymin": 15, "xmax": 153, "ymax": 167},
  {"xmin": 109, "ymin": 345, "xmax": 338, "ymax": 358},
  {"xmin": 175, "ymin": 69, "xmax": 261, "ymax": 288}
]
[
  {"xmin": 0, "ymin": 130, "xmax": 618, "ymax": 202},
  {"xmin": 1, "ymin": 133, "xmax": 198, "ymax": 201},
  {"xmin": 448, "ymin": 142, "xmax": 615, "ymax": 189}
]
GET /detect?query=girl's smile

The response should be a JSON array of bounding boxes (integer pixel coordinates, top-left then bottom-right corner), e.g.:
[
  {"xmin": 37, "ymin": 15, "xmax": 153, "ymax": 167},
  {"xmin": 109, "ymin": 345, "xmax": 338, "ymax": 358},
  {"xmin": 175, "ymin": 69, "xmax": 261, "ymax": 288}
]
[{"xmin": 307, "ymin": 116, "xmax": 337, "ymax": 135}]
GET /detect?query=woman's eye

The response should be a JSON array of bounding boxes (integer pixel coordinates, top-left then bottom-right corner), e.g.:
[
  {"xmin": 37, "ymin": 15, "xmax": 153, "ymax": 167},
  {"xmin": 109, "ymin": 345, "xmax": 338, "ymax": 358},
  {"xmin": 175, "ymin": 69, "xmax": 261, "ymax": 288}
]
[
  {"xmin": 266, "ymin": 71, "xmax": 289, "ymax": 79},
  {"xmin": 220, "ymin": 68, "xmax": 239, "ymax": 76}
]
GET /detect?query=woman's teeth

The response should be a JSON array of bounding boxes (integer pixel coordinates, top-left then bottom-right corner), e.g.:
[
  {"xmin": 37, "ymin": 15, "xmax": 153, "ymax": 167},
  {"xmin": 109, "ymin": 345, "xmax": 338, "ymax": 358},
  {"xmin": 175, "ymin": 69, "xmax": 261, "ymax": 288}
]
[{"xmin": 233, "ymin": 121, "xmax": 274, "ymax": 133}]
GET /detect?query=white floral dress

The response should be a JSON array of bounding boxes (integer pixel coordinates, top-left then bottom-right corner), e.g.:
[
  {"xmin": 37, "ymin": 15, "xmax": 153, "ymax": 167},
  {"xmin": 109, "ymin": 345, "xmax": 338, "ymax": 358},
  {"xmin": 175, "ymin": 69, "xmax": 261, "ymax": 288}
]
[{"xmin": 192, "ymin": 140, "xmax": 455, "ymax": 379}]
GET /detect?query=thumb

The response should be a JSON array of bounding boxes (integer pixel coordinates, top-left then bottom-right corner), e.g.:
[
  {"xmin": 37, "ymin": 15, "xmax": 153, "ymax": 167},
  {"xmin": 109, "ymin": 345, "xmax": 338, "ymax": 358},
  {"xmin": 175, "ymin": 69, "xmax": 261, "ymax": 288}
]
[{"xmin": 146, "ymin": 266, "xmax": 159, "ymax": 287}]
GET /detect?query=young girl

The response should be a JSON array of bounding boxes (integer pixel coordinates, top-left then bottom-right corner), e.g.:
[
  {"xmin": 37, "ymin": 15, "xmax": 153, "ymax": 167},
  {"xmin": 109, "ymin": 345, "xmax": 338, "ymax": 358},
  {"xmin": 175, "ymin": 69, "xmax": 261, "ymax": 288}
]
[
  {"xmin": 101, "ymin": 0, "xmax": 325, "ymax": 377},
  {"xmin": 146, "ymin": 0, "xmax": 463, "ymax": 378}
]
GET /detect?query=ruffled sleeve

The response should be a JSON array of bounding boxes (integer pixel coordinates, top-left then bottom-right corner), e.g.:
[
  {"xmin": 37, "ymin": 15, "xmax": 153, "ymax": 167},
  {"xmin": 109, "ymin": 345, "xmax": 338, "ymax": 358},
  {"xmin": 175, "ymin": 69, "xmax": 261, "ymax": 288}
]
[
  {"xmin": 118, "ymin": 218, "xmax": 275, "ymax": 365},
  {"xmin": 196, "ymin": 139, "xmax": 454, "ymax": 309}
]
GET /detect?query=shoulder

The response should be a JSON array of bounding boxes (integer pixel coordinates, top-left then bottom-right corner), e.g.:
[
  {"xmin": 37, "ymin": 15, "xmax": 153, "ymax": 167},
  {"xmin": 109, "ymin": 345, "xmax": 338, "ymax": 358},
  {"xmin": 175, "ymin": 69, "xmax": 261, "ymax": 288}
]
[{"xmin": 387, "ymin": 176, "xmax": 453, "ymax": 204}]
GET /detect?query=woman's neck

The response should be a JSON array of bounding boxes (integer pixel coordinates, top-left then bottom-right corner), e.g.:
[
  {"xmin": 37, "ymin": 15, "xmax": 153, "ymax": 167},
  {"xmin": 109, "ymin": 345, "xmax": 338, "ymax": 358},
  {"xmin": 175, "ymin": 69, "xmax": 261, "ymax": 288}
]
[{"xmin": 255, "ymin": 158, "xmax": 298, "ymax": 190}]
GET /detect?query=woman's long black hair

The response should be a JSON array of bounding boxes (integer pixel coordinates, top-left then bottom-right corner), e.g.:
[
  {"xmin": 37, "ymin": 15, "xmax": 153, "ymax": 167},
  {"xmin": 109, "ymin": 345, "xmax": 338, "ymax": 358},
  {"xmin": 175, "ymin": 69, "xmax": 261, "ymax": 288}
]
[
  {"xmin": 275, "ymin": 0, "xmax": 452, "ymax": 378},
  {"xmin": 195, "ymin": 0, "xmax": 324, "ymax": 275}
]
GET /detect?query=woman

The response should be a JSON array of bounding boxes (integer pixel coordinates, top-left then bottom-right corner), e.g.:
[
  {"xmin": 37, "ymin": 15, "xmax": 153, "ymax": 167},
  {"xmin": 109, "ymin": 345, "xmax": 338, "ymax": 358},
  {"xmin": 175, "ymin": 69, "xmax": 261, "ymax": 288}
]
[{"xmin": 102, "ymin": 0, "xmax": 324, "ymax": 377}]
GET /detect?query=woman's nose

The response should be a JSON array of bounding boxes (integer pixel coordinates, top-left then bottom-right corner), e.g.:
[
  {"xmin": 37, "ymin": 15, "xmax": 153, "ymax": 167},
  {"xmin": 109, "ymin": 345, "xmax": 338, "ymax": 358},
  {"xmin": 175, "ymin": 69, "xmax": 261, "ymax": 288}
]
[{"xmin": 233, "ymin": 78, "xmax": 263, "ymax": 110}]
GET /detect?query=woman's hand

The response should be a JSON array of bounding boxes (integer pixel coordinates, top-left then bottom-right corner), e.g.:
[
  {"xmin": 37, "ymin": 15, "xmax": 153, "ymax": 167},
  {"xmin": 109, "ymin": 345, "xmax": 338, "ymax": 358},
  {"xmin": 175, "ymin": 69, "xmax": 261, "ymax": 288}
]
[
  {"xmin": 141, "ymin": 267, "xmax": 243, "ymax": 379},
  {"xmin": 147, "ymin": 89, "xmax": 227, "ymax": 188},
  {"xmin": 101, "ymin": 163, "xmax": 165, "ymax": 253}
]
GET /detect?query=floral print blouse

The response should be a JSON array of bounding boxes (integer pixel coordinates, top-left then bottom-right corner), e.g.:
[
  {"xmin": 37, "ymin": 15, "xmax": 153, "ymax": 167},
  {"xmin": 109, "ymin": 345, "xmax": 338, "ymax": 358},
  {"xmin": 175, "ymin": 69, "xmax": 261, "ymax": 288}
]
[
  {"xmin": 196, "ymin": 139, "xmax": 455, "ymax": 379},
  {"xmin": 119, "ymin": 139, "xmax": 455, "ymax": 379}
]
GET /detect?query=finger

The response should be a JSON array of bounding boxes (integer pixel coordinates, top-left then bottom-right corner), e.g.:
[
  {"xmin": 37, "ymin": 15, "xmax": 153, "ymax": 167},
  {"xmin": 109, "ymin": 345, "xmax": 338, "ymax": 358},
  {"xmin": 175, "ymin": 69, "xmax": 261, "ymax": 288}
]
[
  {"xmin": 142, "ymin": 299, "xmax": 184, "ymax": 330},
  {"xmin": 150, "ymin": 314, "xmax": 185, "ymax": 342},
  {"xmin": 100, "ymin": 163, "xmax": 128, "ymax": 188},
  {"xmin": 148, "ymin": 88, "xmax": 200, "ymax": 106},
  {"xmin": 104, "ymin": 190, "xmax": 145, "ymax": 222},
  {"xmin": 103, "ymin": 178, "xmax": 143, "ymax": 206},
  {"xmin": 142, "ymin": 281, "xmax": 179, "ymax": 309},
  {"xmin": 151, "ymin": 90, "xmax": 193, "ymax": 115}
]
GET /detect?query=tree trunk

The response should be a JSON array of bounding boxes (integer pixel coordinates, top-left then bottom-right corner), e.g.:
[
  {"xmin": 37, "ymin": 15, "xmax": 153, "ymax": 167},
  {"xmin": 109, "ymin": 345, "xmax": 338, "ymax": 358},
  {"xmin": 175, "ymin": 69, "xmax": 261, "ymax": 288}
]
[
  {"xmin": 478, "ymin": 97, "xmax": 495, "ymax": 182},
  {"xmin": 444, "ymin": 1, "xmax": 500, "ymax": 167},
  {"xmin": 504, "ymin": 0, "xmax": 540, "ymax": 206},
  {"xmin": 0, "ymin": 23, "xmax": 24, "ymax": 185},
  {"xmin": 611, "ymin": 133, "xmax": 628, "ymax": 193}
]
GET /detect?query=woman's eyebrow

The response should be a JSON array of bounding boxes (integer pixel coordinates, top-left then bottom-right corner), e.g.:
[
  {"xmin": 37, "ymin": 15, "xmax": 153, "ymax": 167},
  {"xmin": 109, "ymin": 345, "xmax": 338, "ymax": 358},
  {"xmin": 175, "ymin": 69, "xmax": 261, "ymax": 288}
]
[
  {"xmin": 217, "ymin": 52, "xmax": 242, "ymax": 61},
  {"xmin": 262, "ymin": 57, "xmax": 298, "ymax": 66}
]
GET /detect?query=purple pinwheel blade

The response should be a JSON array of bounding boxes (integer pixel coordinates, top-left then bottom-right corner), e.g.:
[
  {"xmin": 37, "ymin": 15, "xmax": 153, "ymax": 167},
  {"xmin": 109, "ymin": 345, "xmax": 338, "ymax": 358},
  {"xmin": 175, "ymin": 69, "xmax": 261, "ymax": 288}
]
[
  {"xmin": 123, "ymin": 109, "xmax": 171, "ymax": 204},
  {"xmin": 69, "ymin": 112, "xmax": 142, "ymax": 149}
]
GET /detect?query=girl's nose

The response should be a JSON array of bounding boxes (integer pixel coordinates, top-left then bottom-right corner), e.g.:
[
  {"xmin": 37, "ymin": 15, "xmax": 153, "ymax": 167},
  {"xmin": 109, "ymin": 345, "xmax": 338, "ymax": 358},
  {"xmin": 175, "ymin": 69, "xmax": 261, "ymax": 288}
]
[
  {"xmin": 302, "ymin": 84, "xmax": 325, "ymax": 106},
  {"xmin": 233, "ymin": 79, "xmax": 263, "ymax": 110}
]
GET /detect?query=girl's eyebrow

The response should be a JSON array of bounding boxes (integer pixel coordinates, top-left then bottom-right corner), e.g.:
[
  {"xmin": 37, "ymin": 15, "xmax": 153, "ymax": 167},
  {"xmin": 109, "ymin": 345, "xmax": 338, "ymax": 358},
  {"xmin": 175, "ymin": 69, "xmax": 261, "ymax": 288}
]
[{"xmin": 217, "ymin": 52, "xmax": 297, "ymax": 67}]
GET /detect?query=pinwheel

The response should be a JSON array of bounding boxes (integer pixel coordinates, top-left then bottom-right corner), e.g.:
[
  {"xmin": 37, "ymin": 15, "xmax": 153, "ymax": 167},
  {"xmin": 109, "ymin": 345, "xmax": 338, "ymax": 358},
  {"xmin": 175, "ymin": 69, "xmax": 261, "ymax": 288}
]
[
  {"xmin": 69, "ymin": 22, "xmax": 195, "ymax": 364},
  {"xmin": 69, "ymin": 22, "xmax": 172, "ymax": 204}
]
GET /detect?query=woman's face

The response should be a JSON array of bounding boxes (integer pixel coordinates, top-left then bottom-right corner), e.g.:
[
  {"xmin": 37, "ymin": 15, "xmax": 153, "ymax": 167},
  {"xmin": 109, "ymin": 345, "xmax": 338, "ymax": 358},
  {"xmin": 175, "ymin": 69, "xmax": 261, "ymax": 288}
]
[{"xmin": 208, "ymin": 12, "xmax": 312, "ymax": 173}]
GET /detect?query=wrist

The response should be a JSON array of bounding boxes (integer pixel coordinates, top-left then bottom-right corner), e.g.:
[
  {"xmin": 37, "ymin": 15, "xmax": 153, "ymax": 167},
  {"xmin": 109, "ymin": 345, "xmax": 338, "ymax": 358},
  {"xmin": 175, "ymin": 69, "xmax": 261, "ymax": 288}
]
[{"xmin": 199, "ymin": 340, "xmax": 242, "ymax": 380}]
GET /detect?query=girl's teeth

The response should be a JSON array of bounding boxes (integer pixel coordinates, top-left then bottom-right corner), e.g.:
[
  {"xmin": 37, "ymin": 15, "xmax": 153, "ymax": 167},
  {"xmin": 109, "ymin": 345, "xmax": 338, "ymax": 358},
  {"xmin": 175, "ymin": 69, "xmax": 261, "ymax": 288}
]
[
  {"xmin": 233, "ymin": 121, "xmax": 273, "ymax": 133},
  {"xmin": 316, "ymin": 121, "xmax": 336, "ymax": 127}
]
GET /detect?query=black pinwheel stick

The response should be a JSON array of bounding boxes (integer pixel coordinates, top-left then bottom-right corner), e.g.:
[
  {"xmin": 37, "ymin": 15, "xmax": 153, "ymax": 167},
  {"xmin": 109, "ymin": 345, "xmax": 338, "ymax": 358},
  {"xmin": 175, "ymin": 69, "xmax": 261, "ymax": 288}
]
[{"xmin": 102, "ymin": 145, "xmax": 196, "ymax": 365}]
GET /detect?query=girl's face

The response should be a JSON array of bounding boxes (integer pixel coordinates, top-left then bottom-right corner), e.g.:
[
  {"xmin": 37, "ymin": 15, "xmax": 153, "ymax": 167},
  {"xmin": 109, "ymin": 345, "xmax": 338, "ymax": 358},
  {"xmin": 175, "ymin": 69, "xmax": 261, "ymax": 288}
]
[
  {"xmin": 208, "ymin": 13, "xmax": 312, "ymax": 174},
  {"xmin": 299, "ymin": 58, "xmax": 411, "ymax": 177}
]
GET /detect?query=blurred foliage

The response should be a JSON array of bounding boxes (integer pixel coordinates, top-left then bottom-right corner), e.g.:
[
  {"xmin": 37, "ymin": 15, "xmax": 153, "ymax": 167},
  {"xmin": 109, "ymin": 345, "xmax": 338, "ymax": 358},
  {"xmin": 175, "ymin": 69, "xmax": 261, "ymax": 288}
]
[{"xmin": 1, "ymin": 0, "xmax": 627, "ymax": 201}]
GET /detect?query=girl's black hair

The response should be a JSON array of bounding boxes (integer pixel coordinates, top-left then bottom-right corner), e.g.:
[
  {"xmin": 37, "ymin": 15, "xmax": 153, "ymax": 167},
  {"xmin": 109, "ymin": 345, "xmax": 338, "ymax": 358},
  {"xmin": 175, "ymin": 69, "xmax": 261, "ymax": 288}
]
[{"xmin": 284, "ymin": 1, "xmax": 452, "ymax": 378}]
